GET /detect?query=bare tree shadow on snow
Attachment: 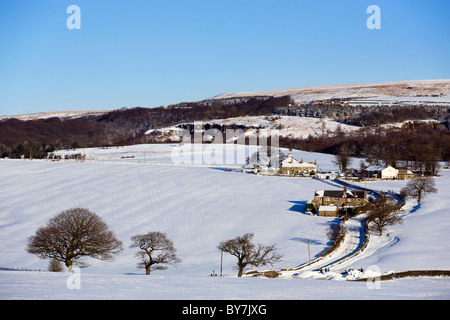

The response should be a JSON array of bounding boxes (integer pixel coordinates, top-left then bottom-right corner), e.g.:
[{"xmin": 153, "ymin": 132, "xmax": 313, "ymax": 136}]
[{"xmin": 287, "ymin": 200, "xmax": 308, "ymax": 214}]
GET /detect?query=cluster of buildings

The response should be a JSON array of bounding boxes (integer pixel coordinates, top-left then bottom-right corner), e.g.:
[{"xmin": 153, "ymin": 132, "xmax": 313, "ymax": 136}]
[
  {"xmin": 247, "ymin": 153, "xmax": 414, "ymax": 181},
  {"xmin": 311, "ymin": 187, "xmax": 369, "ymax": 217},
  {"xmin": 278, "ymin": 153, "xmax": 317, "ymax": 176},
  {"xmin": 243, "ymin": 153, "xmax": 317, "ymax": 176},
  {"xmin": 362, "ymin": 165, "xmax": 415, "ymax": 180},
  {"xmin": 243, "ymin": 153, "xmax": 414, "ymax": 217}
]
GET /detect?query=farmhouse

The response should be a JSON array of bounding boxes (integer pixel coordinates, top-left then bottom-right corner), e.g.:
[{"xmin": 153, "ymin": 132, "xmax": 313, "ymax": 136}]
[
  {"xmin": 312, "ymin": 187, "xmax": 369, "ymax": 216},
  {"xmin": 279, "ymin": 154, "xmax": 317, "ymax": 176},
  {"xmin": 364, "ymin": 165, "xmax": 398, "ymax": 179},
  {"xmin": 397, "ymin": 168, "xmax": 415, "ymax": 180}
]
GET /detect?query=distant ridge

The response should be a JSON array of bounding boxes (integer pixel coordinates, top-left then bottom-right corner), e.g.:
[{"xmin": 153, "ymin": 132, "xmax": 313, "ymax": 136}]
[
  {"xmin": 0, "ymin": 110, "xmax": 110, "ymax": 121},
  {"xmin": 2, "ymin": 79, "xmax": 450, "ymax": 121},
  {"xmin": 207, "ymin": 79, "xmax": 450, "ymax": 104}
]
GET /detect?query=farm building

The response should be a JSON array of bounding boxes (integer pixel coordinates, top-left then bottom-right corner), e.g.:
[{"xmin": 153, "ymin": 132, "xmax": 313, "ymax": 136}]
[
  {"xmin": 397, "ymin": 168, "xmax": 415, "ymax": 180},
  {"xmin": 317, "ymin": 205, "xmax": 339, "ymax": 217},
  {"xmin": 312, "ymin": 187, "xmax": 369, "ymax": 216},
  {"xmin": 279, "ymin": 154, "xmax": 317, "ymax": 176},
  {"xmin": 363, "ymin": 165, "xmax": 399, "ymax": 179}
]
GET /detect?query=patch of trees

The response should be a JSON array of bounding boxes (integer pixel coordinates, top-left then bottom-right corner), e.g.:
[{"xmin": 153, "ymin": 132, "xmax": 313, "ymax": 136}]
[
  {"xmin": 0, "ymin": 116, "xmax": 112, "ymax": 158},
  {"xmin": 274, "ymin": 104, "xmax": 449, "ymax": 127},
  {"xmin": 279, "ymin": 123, "xmax": 450, "ymax": 164},
  {"xmin": 345, "ymin": 105, "xmax": 448, "ymax": 127},
  {"xmin": 95, "ymin": 96, "xmax": 292, "ymax": 136},
  {"xmin": 27, "ymin": 208, "xmax": 284, "ymax": 277},
  {"xmin": 27, "ymin": 208, "xmax": 182, "ymax": 275},
  {"xmin": 0, "ymin": 96, "xmax": 293, "ymax": 158},
  {"xmin": 275, "ymin": 103, "xmax": 363, "ymax": 119}
]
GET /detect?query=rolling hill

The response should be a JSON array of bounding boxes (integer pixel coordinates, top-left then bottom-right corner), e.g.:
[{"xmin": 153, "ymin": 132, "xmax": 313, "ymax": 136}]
[{"xmin": 1, "ymin": 144, "xmax": 450, "ymax": 299}]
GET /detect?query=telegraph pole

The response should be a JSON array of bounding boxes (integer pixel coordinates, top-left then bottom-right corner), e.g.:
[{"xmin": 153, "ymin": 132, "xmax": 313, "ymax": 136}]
[
  {"xmin": 220, "ymin": 249, "xmax": 223, "ymax": 277},
  {"xmin": 307, "ymin": 240, "xmax": 311, "ymax": 263}
]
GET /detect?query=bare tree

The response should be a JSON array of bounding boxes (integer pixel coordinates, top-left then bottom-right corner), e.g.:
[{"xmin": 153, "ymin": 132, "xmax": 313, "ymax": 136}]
[
  {"xmin": 366, "ymin": 195, "xmax": 403, "ymax": 236},
  {"xmin": 333, "ymin": 153, "xmax": 352, "ymax": 173},
  {"xmin": 217, "ymin": 233, "xmax": 282, "ymax": 277},
  {"xmin": 48, "ymin": 259, "xmax": 64, "ymax": 272},
  {"xmin": 400, "ymin": 177, "xmax": 438, "ymax": 204},
  {"xmin": 130, "ymin": 231, "xmax": 181, "ymax": 275},
  {"xmin": 27, "ymin": 208, "xmax": 123, "ymax": 271},
  {"xmin": 327, "ymin": 222, "xmax": 343, "ymax": 241},
  {"xmin": 332, "ymin": 145, "xmax": 354, "ymax": 173}
]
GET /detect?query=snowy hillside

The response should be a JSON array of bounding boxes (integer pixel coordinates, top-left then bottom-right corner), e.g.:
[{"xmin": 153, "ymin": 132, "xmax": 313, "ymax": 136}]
[
  {"xmin": 201, "ymin": 116, "xmax": 360, "ymax": 139},
  {"xmin": 210, "ymin": 79, "xmax": 450, "ymax": 105},
  {"xmin": 341, "ymin": 177, "xmax": 450, "ymax": 272},
  {"xmin": 0, "ymin": 145, "xmax": 342, "ymax": 277},
  {"xmin": 146, "ymin": 116, "xmax": 362, "ymax": 143},
  {"xmin": 0, "ymin": 110, "xmax": 109, "ymax": 121},
  {"xmin": 1, "ymin": 144, "xmax": 450, "ymax": 299}
]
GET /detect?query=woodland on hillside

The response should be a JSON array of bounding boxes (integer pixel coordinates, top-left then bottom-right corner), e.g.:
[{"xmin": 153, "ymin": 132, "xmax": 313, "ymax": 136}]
[
  {"xmin": 1, "ymin": 95, "xmax": 449, "ymax": 166},
  {"xmin": 0, "ymin": 96, "xmax": 291, "ymax": 157},
  {"xmin": 274, "ymin": 103, "xmax": 449, "ymax": 127},
  {"xmin": 279, "ymin": 123, "xmax": 450, "ymax": 172}
]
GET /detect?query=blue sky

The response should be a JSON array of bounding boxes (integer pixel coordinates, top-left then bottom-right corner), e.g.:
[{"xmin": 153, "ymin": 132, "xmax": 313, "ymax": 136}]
[{"xmin": 0, "ymin": 0, "xmax": 449, "ymax": 115}]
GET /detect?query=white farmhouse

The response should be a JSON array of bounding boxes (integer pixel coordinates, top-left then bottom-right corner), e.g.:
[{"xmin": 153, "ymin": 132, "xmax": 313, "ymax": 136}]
[
  {"xmin": 279, "ymin": 154, "xmax": 317, "ymax": 176},
  {"xmin": 364, "ymin": 165, "xmax": 398, "ymax": 179}
]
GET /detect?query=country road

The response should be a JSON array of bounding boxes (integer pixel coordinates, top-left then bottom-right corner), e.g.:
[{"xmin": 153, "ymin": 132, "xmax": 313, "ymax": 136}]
[{"xmin": 280, "ymin": 216, "xmax": 367, "ymax": 278}]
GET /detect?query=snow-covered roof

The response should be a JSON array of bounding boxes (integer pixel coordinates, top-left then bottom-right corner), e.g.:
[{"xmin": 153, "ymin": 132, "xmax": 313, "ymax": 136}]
[
  {"xmin": 365, "ymin": 165, "xmax": 387, "ymax": 172},
  {"xmin": 319, "ymin": 205, "xmax": 338, "ymax": 212},
  {"xmin": 366, "ymin": 165, "xmax": 398, "ymax": 173},
  {"xmin": 281, "ymin": 154, "xmax": 316, "ymax": 168}
]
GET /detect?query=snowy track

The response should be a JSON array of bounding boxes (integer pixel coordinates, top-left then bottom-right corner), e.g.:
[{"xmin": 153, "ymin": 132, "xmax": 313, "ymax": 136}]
[{"xmin": 280, "ymin": 216, "xmax": 366, "ymax": 278}]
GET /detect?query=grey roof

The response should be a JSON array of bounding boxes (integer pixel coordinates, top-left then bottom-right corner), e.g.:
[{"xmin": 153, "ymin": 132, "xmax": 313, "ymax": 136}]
[{"xmin": 314, "ymin": 190, "xmax": 366, "ymax": 199}]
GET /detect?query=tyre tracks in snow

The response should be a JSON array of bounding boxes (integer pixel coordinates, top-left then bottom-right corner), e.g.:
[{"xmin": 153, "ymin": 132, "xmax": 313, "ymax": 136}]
[{"xmin": 280, "ymin": 216, "xmax": 367, "ymax": 276}]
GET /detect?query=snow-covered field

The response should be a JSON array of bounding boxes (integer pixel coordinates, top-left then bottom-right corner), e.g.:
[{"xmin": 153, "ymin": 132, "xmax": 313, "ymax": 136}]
[
  {"xmin": 1, "ymin": 144, "xmax": 450, "ymax": 300},
  {"xmin": 2, "ymin": 271, "xmax": 449, "ymax": 300},
  {"xmin": 52, "ymin": 143, "xmax": 343, "ymax": 171}
]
